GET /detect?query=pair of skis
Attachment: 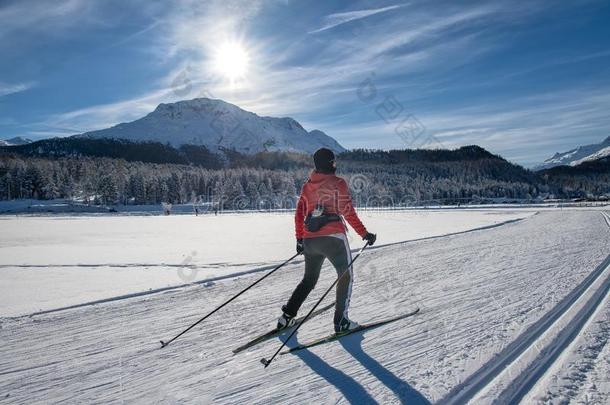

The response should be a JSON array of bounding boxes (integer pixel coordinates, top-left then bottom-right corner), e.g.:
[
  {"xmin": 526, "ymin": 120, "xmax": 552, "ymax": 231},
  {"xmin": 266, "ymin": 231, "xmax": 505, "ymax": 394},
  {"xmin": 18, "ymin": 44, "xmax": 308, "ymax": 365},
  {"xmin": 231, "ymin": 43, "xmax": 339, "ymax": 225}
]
[
  {"xmin": 233, "ymin": 305, "xmax": 420, "ymax": 355},
  {"xmin": 233, "ymin": 302, "xmax": 335, "ymax": 354},
  {"xmin": 281, "ymin": 307, "xmax": 420, "ymax": 354}
]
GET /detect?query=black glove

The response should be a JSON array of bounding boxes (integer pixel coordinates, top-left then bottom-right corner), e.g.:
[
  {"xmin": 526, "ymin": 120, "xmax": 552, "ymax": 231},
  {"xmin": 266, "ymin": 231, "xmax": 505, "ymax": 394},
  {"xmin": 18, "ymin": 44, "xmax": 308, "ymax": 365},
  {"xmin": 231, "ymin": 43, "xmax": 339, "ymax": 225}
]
[
  {"xmin": 296, "ymin": 239, "xmax": 304, "ymax": 254},
  {"xmin": 363, "ymin": 232, "xmax": 376, "ymax": 246}
]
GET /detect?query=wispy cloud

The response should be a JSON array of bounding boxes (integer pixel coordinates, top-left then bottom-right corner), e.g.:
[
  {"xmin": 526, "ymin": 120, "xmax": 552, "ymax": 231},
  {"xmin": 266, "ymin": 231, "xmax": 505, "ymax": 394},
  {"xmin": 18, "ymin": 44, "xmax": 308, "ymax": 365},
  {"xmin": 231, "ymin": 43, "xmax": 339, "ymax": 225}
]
[
  {"xmin": 0, "ymin": 81, "xmax": 35, "ymax": 97},
  {"xmin": 39, "ymin": 88, "xmax": 173, "ymax": 135},
  {"xmin": 26, "ymin": 1, "xmax": 526, "ymax": 140},
  {"xmin": 156, "ymin": 0, "xmax": 265, "ymax": 59},
  {"xmin": 420, "ymin": 88, "xmax": 610, "ymax": 166},
  {"xmin": 27, "ymin": 0, "xmax": 267, "ymax": 135},
  {"xmin": 309, "ymin": 4, "xmax": 405, "ymax": 34},
  {"xmin": 208, "ymin": 5, "xmax": 501, "ymax": 120},
  {"xmin": 0, "ymin": 0, "xmax": 95, "ymax": 39}
]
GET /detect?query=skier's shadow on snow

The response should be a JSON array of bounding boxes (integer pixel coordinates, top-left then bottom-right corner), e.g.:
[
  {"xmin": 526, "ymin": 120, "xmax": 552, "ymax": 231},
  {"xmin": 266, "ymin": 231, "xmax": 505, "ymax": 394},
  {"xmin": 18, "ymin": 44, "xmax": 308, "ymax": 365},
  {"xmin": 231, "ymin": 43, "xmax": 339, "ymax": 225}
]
[
  {"xmin": 339, "ymin": 334, "xmax": 431, "ymax": 405},
  {"xmin": 282, "ymin": 332, "xmax": 430, "ymax": 405},
  {"xmin": 283, "ymin": 334, "xmax": 377, "ymax": 404}
]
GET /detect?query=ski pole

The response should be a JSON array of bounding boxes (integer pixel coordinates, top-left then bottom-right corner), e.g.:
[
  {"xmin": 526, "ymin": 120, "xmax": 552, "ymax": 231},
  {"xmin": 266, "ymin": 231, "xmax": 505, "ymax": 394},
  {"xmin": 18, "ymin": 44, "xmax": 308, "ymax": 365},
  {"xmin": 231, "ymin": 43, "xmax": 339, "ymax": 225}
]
[
  {"xmin": 160, "ymin": 252, "xmax": 301, "ymax": 348},
  {"xmin": 261, "ymin": 241, "xmax": 371, "ymax": 368}
]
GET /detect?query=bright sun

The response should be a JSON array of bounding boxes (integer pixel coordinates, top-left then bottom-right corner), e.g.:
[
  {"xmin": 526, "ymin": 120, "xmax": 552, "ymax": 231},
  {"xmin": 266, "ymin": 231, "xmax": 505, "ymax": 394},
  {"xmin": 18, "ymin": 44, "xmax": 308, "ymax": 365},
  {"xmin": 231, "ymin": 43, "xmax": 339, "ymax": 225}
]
[{"xmin": 213, "ymin": 41, "xmax": 249, "ymax": 83}]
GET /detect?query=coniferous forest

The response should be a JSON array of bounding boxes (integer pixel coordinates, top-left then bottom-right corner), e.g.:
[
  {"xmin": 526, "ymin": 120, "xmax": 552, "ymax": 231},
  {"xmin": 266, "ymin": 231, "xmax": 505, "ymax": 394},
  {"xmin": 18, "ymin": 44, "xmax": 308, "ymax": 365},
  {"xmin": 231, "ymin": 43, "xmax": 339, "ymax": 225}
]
[{"xmin": 0, "ymin": 138, "xmax": 608, "ymax": 209}]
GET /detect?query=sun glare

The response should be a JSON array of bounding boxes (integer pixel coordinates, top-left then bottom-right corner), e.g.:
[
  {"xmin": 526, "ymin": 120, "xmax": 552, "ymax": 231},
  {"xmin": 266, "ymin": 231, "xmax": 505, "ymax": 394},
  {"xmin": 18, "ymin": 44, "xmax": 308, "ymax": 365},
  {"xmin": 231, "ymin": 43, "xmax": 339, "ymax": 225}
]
[{"xmin": 213, "ymin": 41, "xmax": 249, "ymax": 83}]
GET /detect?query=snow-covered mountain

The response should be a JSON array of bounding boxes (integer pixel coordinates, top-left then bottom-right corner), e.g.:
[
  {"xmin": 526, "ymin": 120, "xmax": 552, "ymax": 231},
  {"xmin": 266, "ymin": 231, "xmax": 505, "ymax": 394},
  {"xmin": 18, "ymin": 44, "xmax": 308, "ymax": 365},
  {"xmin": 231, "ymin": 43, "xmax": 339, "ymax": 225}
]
[
  {"xmin": 0, "ymin": 137, "xmax": 33, "ymax": 146},
  {"xmin": 78, "ymin": 98, "xmax": 345, "ymax": 154},
  {"xmin": 535, "ymin": 136, "xmax": 610, "ymax": 170}
]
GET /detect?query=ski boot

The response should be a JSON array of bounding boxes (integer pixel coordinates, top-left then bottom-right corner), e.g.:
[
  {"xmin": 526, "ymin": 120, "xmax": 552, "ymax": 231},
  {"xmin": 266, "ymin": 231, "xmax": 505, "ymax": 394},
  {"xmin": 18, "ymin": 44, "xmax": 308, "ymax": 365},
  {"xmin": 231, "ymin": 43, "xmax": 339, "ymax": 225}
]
[
  {"xmin": 335, "ymin": 317, "xmax": 360, "ymax": 335},
  {"xmin": 277, "ymin": 310, "xmax": 296, "ymax": 330}
]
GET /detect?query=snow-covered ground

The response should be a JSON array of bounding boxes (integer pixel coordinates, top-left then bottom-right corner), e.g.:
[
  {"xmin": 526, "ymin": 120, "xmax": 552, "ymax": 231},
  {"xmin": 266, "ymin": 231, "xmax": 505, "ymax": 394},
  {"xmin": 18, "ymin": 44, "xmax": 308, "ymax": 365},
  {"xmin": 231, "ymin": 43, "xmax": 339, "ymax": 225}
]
[
  {"xmin": 524, "ymin": 277, "xmax": 610, "ymax": 404},
  {"xmin": 0, "ymin": 208, "xmax": 609, "ymax": 404},
  {"xmin": 0, "ymin": 209, "xmax": 533, "ymax": 317}
]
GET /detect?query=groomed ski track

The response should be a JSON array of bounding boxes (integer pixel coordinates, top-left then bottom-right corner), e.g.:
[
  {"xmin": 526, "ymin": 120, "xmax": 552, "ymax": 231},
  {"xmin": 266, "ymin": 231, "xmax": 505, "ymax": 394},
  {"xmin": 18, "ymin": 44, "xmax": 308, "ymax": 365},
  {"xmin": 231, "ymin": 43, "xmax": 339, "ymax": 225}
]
[
  {"xmin": 1, "ymin": 209, "xmax": 609, "ymax": 404},
  {"xmin": 602, "ymin": 210, "xmax": 610, "ymax": 228},
  {"xmin": 442, "ymin": 210, "xmax": 610, "ymax": 404}
]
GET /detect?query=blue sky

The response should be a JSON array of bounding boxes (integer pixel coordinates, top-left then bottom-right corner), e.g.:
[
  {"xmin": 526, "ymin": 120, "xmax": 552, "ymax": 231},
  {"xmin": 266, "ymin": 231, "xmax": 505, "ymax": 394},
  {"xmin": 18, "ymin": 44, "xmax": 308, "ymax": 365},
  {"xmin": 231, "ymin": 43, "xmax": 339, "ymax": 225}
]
[{"xmin": 1, "ymin": 0, "xmax": 609, "ymax": 167}]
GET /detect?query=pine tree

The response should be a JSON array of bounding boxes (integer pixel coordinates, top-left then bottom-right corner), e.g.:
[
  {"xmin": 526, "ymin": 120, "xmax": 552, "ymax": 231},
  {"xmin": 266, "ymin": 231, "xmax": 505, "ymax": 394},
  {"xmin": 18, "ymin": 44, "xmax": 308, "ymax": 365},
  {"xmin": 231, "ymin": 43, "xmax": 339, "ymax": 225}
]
[{"xmin": 98, "ymin": 175, "xmax": 117, "ymax": 205}]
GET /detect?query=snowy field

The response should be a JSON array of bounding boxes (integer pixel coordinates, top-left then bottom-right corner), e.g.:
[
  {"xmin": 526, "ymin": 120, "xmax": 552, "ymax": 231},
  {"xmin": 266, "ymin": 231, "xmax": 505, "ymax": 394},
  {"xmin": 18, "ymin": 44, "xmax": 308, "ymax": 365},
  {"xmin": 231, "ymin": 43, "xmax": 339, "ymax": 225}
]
[
  {"xmin": 1, "ymin": 208, "xmax": 609, "ymax": 404},
  {"xmin": 0, "ymin": 209, "xmax": 534, "ymax": 317}
]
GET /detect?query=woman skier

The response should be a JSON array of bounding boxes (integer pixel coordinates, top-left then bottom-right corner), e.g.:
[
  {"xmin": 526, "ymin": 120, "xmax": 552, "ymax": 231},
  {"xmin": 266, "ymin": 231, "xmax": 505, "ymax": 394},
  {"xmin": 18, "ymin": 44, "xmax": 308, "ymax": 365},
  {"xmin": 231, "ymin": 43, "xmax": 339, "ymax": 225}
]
[{"xmin": 278, "ymin": 148, "xmax": 377, "ymax": 333}]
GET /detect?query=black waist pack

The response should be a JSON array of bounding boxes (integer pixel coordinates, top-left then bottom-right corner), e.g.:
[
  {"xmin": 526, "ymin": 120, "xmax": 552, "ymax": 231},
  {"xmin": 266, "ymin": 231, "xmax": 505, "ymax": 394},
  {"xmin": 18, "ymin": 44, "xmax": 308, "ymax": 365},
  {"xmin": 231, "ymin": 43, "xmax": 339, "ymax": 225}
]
[{"xmin": 304, "ymin": 212, "xmax": 341, "ymax": 232}]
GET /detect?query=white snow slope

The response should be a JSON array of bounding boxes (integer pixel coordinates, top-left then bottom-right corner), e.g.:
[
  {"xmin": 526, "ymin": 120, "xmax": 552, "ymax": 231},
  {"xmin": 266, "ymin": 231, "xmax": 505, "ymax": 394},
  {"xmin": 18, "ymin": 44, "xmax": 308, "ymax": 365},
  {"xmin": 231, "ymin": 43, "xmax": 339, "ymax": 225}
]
[
  {"xmin": 0, "ymin": 210, "xmax": 609, "ymax": 404},
  {"xmin": 0, "ymin": 209, "xmax": 532, "ymax": 317},
  {"xmin": 535, "ymin": 136, "xmax": 610, "ymax": 170},
  {"xmin": 79, "ymin": 97, "xmax": 345, "ymax": 154},
  {"xmin": 570, "ymin": 146, "xmax": 610, "ymax": 166},
  {"xmin": 0, "ymin": 137, "xmax": 33, "ymax": 146}
]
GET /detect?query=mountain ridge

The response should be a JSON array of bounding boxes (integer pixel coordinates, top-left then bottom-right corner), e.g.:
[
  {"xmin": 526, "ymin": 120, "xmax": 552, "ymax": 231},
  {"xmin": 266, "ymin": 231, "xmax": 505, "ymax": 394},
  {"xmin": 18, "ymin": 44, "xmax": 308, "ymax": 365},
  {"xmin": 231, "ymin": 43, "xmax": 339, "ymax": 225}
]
[
  {"xmin": 77, "ymin": 97, "xmax": 345, "ymax": 155},
  {"xmin": 535, "ymin": 136, "xmax": 610, "ymax": 170},
  {"xmin": 0, "ymin": 137, "xmax": 514, "ymax": 170},
  {"xmin": 0, "ymin": 137, "xmax": 33, "ymax": 146}
]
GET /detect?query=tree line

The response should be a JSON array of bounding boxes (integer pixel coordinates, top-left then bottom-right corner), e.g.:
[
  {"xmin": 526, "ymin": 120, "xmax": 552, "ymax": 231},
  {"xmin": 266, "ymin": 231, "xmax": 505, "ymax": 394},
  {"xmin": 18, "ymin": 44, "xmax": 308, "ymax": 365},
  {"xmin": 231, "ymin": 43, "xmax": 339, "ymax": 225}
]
[{"xmin": 1, "ymin": 148, "xmax": 606, "ymax": 209}]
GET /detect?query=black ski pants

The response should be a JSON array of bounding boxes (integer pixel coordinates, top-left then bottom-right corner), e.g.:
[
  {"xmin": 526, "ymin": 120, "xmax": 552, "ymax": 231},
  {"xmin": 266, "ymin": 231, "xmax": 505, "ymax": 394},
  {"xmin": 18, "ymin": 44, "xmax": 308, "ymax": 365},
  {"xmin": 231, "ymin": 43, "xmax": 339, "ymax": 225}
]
[{"xmin": 284, "ymin": 234, "xmax": 353, "ymax": 326}]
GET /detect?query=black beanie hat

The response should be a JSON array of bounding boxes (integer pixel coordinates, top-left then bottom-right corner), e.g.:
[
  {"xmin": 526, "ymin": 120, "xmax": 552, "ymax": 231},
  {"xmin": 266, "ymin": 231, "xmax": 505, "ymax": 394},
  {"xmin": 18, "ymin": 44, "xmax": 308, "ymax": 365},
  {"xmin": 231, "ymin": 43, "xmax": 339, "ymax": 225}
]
[{"xmin": 313, "ymin": 148, "xmax": 336, "ymax": 173}]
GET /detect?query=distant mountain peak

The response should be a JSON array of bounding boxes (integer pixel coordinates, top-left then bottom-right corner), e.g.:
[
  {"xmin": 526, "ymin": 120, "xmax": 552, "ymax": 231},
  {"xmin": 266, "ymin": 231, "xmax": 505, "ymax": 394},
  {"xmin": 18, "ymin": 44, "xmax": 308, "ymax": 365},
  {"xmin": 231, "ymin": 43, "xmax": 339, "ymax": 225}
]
[
  {"xmin": 78, "ymin": 97, "xmax": 345, "ymax": 155},
  {"xmin": 1, "ymin": 136, "xmax": 33, "ymax": 146},
  {"xmin": 154, "ymin": 97, "xmax": 239, "ymax": 113},
  {"xmin": 534, "ymin": 136, "xmax": 610, "ymax": 170}
]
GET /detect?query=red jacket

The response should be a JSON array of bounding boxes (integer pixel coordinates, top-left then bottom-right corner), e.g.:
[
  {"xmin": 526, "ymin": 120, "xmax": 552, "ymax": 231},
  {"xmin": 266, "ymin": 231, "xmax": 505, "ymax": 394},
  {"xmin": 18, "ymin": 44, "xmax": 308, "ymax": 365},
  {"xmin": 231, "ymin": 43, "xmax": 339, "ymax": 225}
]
[{"xmin": 295, "ymin": 171, "xmax": 368, "ymax": 239}]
